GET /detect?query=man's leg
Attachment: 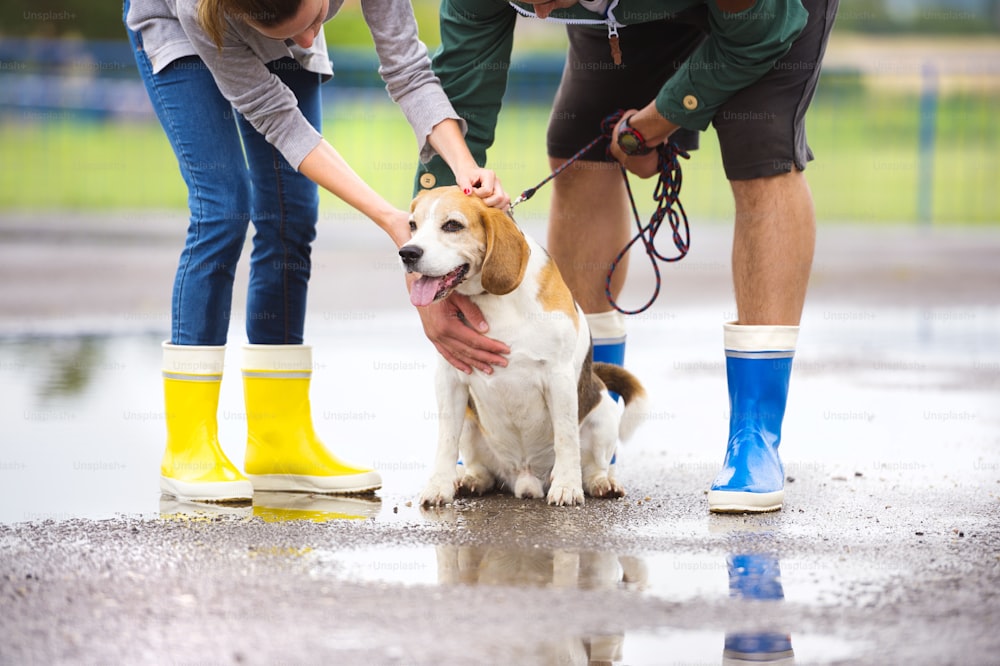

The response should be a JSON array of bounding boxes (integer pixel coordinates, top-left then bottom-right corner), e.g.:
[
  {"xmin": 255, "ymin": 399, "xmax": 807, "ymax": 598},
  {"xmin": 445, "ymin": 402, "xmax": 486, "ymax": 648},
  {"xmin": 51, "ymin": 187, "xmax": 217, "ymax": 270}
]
[
  {"xmin": 547, "ymin": 160, "xmax": 631, "ymax": 315},
  {"xmin": 545, "ymin": 18, "xmax": 705, "ymax": 473},
  {"xmin": 708, "ymin": 0, "xmax": 838, "ymax": 513},
  {"xmin": 707, "ymin": 172, "xmax": 813, "ymax": 513},
  {"xmin": 546, "ymin": 18, "xmax": 705, "ymax": 367},
  {"xmin": 731, "ymin": 168, "xmax": 815, "ymax": 327}
]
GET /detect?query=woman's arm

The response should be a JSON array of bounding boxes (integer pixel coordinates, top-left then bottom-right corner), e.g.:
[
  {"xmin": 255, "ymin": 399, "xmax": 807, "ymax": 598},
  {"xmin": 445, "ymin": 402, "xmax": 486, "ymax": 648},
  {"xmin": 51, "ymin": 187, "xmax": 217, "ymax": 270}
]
[
  {"xmin": 298, "ymin": 138, "xmax": 411, "ymax": 248},
  {"xmin": 426, "ymin": 118, "xmax": 508, "ymax": 209},
  {"xmin": 360, "ymin": 0, "xmax": 508, "ymax": 209}
]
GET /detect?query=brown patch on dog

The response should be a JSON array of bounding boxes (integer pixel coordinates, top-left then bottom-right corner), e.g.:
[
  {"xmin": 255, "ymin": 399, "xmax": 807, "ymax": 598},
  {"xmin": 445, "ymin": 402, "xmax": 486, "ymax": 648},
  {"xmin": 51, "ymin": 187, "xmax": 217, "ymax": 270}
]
[
  {"xmin": 465, "ymin": 397, "xmax": 480, "ymax": 427},
  {"xmin": 537, "ymin": 255, "xmax": 579, "ymax": 330},
  {"xmin": 577, "ymin": 346, "xmax": 607, "ymax": 423}
]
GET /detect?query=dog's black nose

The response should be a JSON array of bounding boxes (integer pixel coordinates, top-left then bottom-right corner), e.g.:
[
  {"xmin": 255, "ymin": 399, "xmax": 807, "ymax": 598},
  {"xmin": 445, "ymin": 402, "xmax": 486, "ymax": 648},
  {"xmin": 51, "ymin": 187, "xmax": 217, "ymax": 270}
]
[{"xmin": 398, "ymin": 245, "xmax": 423, "ymax": 266}]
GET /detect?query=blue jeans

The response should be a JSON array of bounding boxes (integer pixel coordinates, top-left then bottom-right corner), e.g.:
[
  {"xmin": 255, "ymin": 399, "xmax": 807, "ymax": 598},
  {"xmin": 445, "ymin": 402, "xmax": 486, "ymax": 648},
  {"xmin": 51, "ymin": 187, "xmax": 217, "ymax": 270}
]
[{"xmin": 125, "ymin": 4, "xmax": 321, "ymax": 346}]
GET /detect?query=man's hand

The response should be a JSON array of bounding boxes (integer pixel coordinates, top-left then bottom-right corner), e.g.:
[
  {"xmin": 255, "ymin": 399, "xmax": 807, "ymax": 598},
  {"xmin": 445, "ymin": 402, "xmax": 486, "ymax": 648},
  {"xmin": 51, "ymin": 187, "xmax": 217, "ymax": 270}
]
[
  {"xmin": 609, "ymin": 105, "xmax": 680, "ymax": 178},
  {"xmin": 413, "ymin": 288, "xmax": 510, "ymax": 375},
  {"xmin": 608, "ymin": 133, "xmax": 660, "ymax": 179}
]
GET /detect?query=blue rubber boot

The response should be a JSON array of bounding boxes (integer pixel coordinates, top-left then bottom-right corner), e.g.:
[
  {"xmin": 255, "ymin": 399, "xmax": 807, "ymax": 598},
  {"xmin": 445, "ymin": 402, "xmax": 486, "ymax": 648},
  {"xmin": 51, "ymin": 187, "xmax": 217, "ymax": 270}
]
[
  {"xmin": 588, "ymin": 311, "xmax": 627, "ymax": 377},
  {"xmin": 592, "ymin": 338, "xmax": 625, "ymax": 370},
  {"xmin": 708, "ymin": 324, "xmax": 798, "ymax": 513},
  {"xmin": 587, "ymin": 311, "xmax": 626, "ymax": 466}
]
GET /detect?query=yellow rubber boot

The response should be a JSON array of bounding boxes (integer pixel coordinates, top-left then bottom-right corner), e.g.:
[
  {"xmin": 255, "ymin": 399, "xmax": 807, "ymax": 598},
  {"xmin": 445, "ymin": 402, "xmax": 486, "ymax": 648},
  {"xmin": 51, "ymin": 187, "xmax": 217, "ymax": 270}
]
[
  {"xmin": 160, "ymin": 343, "xmax": 253, "ymax": 502},
  {"xmin": 242, "ymin": 344, "xmax": 382, "ymax": 494}
]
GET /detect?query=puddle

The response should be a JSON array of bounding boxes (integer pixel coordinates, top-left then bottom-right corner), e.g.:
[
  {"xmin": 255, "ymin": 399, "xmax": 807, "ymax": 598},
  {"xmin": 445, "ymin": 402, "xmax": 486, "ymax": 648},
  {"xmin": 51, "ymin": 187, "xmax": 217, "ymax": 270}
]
[
  {"xmin": 0, "ymin": 331, "xmax": 434, "ymax": 523},
  {"xmin": 310, "ymin": 544, "xmax": 869, "ymax": 664},
  {"xmin": 158, "ymin": 492, "xmax": 384, "ymax": 523}
]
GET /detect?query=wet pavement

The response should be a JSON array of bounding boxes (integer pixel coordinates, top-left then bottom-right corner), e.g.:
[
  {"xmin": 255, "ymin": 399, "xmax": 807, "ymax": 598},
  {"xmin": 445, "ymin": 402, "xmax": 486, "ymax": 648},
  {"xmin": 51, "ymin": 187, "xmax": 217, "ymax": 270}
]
[{"xmin": 1, "ymin": 211, "xmax": 999, "ymax": 665}]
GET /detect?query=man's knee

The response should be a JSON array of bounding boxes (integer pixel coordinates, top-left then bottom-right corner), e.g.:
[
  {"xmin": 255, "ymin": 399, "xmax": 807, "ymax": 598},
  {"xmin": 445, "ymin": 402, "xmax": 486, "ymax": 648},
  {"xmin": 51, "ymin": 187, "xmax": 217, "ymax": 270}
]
[
  {"xmin": 549, "ymin": 161, "xmax": 627, "ymax": 211},
  {"xmin": 730, "ymin": 168, "xmax": 807, "ymax": 202}
]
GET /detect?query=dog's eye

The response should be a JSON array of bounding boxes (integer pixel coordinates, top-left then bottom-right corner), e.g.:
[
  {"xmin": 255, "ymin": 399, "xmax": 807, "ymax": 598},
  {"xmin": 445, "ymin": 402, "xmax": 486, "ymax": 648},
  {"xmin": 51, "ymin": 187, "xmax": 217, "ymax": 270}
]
[
  {"xmin": 442, "ymin": 219, "xmax": 464, "ymax": 233},
  {"xmin": 409, "ymin": 220, "xmax": 417, "ymax": 232}
]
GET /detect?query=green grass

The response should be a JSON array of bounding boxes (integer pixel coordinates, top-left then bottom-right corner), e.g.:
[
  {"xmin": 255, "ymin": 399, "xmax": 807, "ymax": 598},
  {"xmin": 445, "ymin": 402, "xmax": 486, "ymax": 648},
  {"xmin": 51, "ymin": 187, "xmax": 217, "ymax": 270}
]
[
  {"xmin": 2, "ymin": 85, "xmax": 997, "ymax": 224},
  {"xmin": 0, "ymin": 121, "xmax": 186, "ymax": 210}
]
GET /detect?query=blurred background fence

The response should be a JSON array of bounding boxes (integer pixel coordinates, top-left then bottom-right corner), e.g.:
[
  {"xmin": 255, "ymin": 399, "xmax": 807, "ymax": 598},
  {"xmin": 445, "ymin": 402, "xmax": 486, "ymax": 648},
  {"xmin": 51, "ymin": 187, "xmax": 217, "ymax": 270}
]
[{"xmin": 0, "ymin": 0, "xmax": 997, "ymax": 224}]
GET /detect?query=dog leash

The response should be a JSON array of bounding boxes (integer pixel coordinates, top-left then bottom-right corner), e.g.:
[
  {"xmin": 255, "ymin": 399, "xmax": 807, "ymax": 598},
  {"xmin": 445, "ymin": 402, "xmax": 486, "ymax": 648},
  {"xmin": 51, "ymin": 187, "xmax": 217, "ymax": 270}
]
[{"xmin": 508, "ymin": 110, "xmax": 690, "ymax": 315}]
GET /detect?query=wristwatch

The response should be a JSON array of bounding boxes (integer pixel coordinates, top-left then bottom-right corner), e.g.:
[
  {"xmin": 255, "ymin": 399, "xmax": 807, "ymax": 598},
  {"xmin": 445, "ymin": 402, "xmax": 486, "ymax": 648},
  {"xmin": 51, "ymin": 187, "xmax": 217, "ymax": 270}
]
[{"xmin": 616, "ymin": 115, "xmax": 654, "ymax": 156}]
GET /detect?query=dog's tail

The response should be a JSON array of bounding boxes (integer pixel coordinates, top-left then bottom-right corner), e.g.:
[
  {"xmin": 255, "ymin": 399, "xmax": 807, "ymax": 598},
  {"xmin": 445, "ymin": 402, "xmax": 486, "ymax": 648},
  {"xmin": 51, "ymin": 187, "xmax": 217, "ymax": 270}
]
[{"xmin": 593, "ymin": 362, "xmax": 649, "ymax": 442}]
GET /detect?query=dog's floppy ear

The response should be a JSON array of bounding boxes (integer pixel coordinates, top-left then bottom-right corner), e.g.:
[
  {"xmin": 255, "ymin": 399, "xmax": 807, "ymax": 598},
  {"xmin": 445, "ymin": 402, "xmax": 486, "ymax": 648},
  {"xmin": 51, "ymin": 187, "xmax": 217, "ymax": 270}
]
[
  {"xmin": 410, "ymin": 188, "xmax": 429, "ymax": 213},
  {"xmin": 480, "ymin": 205, "xmax": 530, "ymax": 295}
]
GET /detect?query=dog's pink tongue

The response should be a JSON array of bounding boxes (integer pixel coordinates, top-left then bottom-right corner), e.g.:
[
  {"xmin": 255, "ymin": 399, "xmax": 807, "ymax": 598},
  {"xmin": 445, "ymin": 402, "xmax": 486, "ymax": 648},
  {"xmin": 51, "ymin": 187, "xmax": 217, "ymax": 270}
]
[{"xmin": 410, "ymin": 275, "xmax": 443, "ymax": 307}]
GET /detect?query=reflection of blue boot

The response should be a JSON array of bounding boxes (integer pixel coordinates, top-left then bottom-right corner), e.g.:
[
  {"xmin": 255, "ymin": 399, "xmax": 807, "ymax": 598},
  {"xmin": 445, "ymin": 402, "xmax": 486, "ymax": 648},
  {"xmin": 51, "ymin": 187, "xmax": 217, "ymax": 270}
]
[
  {"xmin": 709, "ymin": 324, "xmax": 798, "ymax": 513},
  {"xmin": 728, "ymin": 553, "xmax": 784, "ymax": 601},
  {"xmin": 724, "ymin": 553, "xmax": 794, "ymax": 665},
  {"xmin": 588, "ymin": 311, "xmax": 626, "ymax": 467}
]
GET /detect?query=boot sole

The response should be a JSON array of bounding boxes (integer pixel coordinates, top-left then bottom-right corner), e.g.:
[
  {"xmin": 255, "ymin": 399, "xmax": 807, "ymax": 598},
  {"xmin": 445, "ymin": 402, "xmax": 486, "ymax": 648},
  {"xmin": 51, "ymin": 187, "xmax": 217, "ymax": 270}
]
[
  {"xmin": 160, "ymin": 476, "xmax": 254, "ymax": 504},
  {"xmin": 707, "ymin": 489, "xmax": 784, "ymax": 513},
  {"xmin": 247, "ymin": 472, "xmax": 382, "ymax": 495}
]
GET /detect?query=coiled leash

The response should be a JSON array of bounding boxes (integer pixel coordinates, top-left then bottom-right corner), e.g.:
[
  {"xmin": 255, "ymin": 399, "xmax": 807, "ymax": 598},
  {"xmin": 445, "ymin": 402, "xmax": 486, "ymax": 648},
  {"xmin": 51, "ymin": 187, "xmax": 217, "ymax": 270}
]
[{"xmin": 509, "ymin": 109, "xmax": 690, "ymax": 315}]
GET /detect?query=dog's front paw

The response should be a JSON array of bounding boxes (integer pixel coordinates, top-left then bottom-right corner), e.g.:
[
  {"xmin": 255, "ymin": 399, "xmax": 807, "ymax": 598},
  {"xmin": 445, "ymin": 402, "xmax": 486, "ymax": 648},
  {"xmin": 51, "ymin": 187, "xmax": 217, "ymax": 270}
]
[
  {"xmin": 585, "ymin": 474, "xmax": 626, "ymax": 499},
  {"xmin": 420, "ymin": 476, "xmax": 457, "ymax": 507},
  {"xmin": 547, "ymin": 484, "xmax": 585, "ymax": 506}
]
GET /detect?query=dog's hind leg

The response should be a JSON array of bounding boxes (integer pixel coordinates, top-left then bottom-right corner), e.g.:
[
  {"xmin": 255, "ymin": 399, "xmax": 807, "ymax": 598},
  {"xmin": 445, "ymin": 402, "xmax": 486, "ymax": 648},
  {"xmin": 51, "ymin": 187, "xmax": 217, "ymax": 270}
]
[
  {"xmin": 457, "ymin": 464, "xmax": 496, "ymax": 496},
  {"xmin": 581, "ymin": 397, "xmax": 626, "ymax": 499}
]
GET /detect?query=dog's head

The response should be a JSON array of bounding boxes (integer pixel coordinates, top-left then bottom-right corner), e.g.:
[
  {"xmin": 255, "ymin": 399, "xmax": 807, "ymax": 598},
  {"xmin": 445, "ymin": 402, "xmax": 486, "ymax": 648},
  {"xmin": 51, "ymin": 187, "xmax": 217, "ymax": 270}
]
[{"xmin": 400, "ymin": 186, "xmax": 530, "ymax": 307}]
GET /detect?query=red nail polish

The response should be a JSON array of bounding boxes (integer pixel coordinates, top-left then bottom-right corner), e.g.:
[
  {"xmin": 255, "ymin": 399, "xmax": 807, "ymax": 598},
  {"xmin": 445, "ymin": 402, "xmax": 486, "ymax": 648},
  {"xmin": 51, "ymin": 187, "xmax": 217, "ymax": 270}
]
[{"xmin": 463, "ymin": 188, "xmax": 471, "ymax": 195}]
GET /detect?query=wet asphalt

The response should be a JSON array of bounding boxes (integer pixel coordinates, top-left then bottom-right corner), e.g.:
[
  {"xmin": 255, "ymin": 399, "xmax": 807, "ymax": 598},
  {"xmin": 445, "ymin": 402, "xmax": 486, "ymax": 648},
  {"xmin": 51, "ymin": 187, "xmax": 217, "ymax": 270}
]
[{"xmin": 0, "ymin": 211, "xmax": 998, "ymax": 665}]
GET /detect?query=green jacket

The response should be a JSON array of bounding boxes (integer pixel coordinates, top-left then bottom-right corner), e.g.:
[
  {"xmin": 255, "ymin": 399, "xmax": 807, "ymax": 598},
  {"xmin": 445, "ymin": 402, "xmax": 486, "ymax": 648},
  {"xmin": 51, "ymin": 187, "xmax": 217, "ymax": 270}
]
[{"xmin": 415, "ymin": 0, "xmax": 808, "ymax": 192}]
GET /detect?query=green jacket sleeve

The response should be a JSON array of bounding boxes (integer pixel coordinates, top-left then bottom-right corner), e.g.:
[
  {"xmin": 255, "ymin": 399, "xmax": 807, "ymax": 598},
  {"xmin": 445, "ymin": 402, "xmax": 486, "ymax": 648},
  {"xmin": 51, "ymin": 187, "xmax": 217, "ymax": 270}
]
[
  {"xmin": 656, "ymin": 0, "xmax": 809, "ymax": 130},
  {"xmin": 414, "ymin": 0, "xmax": 516, "ymax": 195}
]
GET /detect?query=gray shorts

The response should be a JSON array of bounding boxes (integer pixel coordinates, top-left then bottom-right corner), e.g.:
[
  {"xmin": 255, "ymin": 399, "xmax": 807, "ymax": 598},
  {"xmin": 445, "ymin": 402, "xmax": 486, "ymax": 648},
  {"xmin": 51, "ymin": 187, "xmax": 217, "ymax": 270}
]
[{"xmin": 546, "ymin": 0, "xmax": 839, "ymax": 180}]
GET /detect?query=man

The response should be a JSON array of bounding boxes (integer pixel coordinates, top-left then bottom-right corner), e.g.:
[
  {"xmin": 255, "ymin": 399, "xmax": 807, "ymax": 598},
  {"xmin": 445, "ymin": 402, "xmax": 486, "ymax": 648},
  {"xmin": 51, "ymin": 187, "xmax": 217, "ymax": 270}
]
[{"xmin": 412, "ymin": 0, "xmax": 839, "ymax": 513}]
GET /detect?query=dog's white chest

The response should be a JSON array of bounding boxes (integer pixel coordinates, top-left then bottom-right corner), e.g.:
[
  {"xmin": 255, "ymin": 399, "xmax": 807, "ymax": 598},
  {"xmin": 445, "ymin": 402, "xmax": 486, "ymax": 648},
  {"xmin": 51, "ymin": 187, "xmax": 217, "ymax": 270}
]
[{"xmin": 467, "ymin": 370, "xmax": 554, "ymax": 443}]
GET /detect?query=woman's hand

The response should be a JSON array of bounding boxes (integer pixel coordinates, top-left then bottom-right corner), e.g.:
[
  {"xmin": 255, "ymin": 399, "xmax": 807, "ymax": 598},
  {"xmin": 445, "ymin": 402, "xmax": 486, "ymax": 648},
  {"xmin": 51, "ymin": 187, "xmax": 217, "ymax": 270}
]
[
  {"xmin": 384, "ymin": 208, "xmax": 413, "ymax": 249},
  {"xmin": 426, "ymin": 118, "xmax": 510, "ymax": 210},
  {"xmin": 409, "ymin": 278, "xmax": 510, "ymax": 374},
  {"xmin": 455, "ymin": 166, "xmax": 510, "ymax": 210}
]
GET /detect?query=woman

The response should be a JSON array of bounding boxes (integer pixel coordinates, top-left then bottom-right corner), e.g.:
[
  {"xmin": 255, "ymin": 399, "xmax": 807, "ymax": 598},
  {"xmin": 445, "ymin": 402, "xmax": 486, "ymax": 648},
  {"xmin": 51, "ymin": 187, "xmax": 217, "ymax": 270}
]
[{"xmin": 124, "ymin": 0, "xmax": 508, "ymax": 503}]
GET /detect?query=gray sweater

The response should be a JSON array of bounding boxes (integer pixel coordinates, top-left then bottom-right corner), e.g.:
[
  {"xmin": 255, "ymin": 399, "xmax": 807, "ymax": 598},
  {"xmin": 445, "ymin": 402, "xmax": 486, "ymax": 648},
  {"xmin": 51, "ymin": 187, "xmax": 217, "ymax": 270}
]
[{"xmin": 126, "ymin": 0, "xmax": 462, "ymax": 169}]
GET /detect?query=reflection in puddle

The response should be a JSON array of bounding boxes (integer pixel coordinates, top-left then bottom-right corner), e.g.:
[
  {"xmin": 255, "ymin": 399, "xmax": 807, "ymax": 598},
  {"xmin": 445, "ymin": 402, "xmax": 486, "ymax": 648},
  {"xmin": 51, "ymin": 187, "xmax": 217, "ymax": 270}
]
[
  {"xmin": 723, "ymin": 553, "xmax": 794, "ymax": 665},
  {"xmin": 252, "ymin": 492, "xmax": 382, "ymax": 523},
  {"xmin": 158, "ymin": 492, "xmax": 383, "ymax": 523},
  {"xmin": 434, "ymin": 546, "xmax": 647, "ymax": 592},
  {"xmin": 314, "ymin": 543, "xmax": 862, "ymax": 664},
  {"xmin": 436, "ymin": 547, "xmax": 647, "ymax": 664},
  {"xmin": 9, "ymin": 336, "xmax": 110, "ymax": 401},
  {"xmin": 322, "ymin": 544, "xmax": 644, "ymax": 663},
  {"xmin": 159, "ymin": 497, "xmax": 253, "ymax": 521}
]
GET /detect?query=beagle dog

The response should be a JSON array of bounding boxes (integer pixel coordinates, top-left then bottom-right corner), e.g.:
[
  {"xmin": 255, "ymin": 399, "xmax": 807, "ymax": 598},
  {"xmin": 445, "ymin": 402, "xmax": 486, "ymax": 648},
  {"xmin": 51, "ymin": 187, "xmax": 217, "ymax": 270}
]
[{"xmin": 400, "ymin": 186, "xmax": 648, "ymax": 506}]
